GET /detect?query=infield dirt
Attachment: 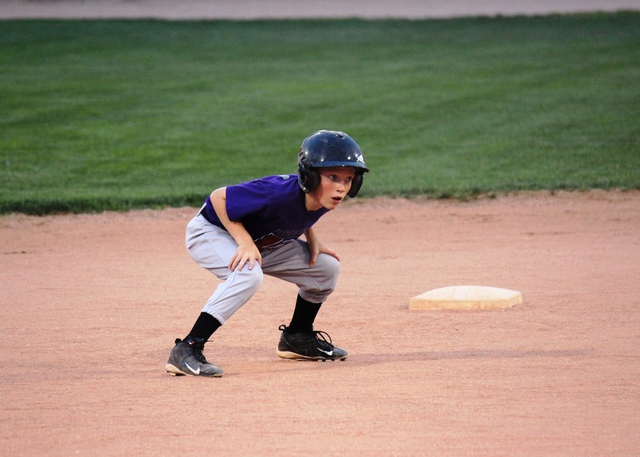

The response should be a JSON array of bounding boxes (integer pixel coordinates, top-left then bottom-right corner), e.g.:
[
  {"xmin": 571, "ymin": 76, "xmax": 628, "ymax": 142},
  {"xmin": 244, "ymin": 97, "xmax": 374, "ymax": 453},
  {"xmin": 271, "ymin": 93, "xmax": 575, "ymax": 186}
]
[{"xmin": 1, "ymin": 191, "xmax": 639, "ymax": 456}]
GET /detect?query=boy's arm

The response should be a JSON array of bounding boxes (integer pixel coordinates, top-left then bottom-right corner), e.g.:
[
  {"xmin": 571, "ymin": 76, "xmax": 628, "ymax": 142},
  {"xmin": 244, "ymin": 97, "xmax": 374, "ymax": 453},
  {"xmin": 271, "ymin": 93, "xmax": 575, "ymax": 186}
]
[
  {"xmin": 210, "ymin": 187, "xmax": 262, "ymax": 271},
  {"xmin": 305, "ymin": 226, "xmax": 340, "ymax": 267}
]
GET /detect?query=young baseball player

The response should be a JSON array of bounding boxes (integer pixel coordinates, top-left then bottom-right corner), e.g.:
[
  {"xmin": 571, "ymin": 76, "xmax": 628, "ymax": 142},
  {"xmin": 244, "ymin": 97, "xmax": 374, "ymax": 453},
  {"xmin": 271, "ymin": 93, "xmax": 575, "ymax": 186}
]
[{"xmin": 165, "ymin": 130, "xmax": 369, "ymax": 377}]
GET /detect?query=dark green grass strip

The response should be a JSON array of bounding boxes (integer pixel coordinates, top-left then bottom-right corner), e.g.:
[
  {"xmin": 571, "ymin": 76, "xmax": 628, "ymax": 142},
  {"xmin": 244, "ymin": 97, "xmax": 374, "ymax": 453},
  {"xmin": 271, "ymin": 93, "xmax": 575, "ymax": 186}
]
[{"xmin": 1, "ymin": 13, "xmax": 638, "ymax": 214}]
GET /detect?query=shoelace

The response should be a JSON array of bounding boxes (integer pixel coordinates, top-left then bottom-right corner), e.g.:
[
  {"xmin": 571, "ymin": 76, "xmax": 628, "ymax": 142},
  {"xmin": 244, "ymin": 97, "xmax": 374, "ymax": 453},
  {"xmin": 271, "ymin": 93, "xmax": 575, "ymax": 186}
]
[
  {"xmin": 280, "ymin": 325, "xmax": 336, "ymax": 350},
  {"xmin": 193, "ymin": 345, "xmax": 209, "ymax": 364},
  {"xmin": 177, "ymin": 338, "xmax": 210, "ymax": 364},
  {"xmin": 313, "ymin": 330, "xmax": 334, "ymax": 350}
]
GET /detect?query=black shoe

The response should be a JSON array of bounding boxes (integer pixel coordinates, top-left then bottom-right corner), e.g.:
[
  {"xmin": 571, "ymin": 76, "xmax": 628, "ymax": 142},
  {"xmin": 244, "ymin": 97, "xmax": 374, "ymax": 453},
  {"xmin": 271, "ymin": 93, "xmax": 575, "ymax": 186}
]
[
  {"xmin": 276, "ymin": 324, "xmax": 348, "ymax": 361},
  {"xmin": 165, "ymin": 337, "xmax": 224, "ymax": 377}
]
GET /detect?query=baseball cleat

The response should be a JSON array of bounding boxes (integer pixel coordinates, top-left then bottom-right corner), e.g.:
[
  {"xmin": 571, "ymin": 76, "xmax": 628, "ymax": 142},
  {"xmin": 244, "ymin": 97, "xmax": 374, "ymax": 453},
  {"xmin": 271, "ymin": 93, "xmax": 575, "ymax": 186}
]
[
  {"xmin": 276, "ymin": 324, "xmax": 348, "ymax": 361},
  {"xmin": 165, "ymin": 337, "xmax": 223, "ymax": 377}
]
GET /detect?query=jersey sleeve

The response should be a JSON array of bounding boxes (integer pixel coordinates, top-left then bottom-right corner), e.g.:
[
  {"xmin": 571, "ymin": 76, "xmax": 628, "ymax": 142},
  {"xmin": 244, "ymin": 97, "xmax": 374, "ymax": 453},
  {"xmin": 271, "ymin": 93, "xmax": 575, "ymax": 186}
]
[{"xmin": 225, "ymin": 179, "xmax": 272, "ymax": 221}]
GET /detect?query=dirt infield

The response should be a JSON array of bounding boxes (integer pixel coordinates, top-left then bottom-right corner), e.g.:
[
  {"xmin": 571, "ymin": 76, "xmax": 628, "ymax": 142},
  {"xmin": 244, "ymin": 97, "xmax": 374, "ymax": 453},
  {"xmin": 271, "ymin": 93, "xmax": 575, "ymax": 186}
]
[{"xmin": 1, "ymin": 191, "xmax": 639, "ymax": 456}]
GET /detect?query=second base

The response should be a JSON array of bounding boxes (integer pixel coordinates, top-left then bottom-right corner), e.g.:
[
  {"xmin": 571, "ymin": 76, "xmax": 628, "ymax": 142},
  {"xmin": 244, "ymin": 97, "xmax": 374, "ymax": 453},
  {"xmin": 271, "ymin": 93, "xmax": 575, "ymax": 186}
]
[{"xmin": 410, "ymin": 285, "xmax": 522, "ymax": 310}]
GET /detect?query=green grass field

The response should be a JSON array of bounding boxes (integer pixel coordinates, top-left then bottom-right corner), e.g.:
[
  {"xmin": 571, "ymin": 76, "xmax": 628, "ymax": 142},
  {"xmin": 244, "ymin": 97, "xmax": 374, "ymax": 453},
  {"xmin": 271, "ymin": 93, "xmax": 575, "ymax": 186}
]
[{"xmin": 1, "ymin": 13, "xmax": 638, "ymax": 214}]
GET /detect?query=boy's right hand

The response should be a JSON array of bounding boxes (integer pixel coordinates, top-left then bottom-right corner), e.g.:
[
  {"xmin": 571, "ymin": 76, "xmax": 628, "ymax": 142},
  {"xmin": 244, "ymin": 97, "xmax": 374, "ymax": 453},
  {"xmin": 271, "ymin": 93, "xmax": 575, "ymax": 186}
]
[
  {"xmin": 229, "ymin": 243, "xmax": 262, "ymax": 271},
  {"xmin": 210, "ymin": 187, "xmax": 262, "ymax": 272}
]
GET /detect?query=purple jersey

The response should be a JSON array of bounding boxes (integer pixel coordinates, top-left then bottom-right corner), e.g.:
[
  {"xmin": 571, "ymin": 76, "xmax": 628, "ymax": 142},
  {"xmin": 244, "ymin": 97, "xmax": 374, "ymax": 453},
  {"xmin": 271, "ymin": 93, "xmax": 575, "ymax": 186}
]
[{"xmin": 202, "ymin": 175, "xmax": 329, "ymax": 251}]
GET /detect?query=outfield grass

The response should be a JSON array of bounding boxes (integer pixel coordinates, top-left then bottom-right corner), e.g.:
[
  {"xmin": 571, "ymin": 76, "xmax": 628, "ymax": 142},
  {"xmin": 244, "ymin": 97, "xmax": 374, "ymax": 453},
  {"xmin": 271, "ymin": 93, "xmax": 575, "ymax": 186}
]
[{"xmin": 1, "ymin": 13, "xmax": 638, "ymax": 214}]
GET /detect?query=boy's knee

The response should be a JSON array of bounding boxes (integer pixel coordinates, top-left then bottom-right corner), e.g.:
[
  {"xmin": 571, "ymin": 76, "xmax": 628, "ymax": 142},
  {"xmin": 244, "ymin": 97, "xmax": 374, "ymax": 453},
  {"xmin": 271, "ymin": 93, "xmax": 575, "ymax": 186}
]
[
  {"xmin": 314, "ymin": 253, "xmax": 340, "ymax": 288},
  {"xmin": 316, "ymin": 252, "xmax": 340, "ymax": 273},
  {"xmin": 237, "ymin": 264, "xmax": 264, "ymax": 293}
]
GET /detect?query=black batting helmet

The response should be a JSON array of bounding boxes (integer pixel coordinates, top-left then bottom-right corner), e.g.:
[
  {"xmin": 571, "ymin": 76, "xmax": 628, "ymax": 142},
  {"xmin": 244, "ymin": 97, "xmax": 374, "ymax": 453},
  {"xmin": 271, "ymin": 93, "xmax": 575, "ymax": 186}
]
[{"xmin": 297, "ymin": 130, "xmax": 369, "ymax": 198}]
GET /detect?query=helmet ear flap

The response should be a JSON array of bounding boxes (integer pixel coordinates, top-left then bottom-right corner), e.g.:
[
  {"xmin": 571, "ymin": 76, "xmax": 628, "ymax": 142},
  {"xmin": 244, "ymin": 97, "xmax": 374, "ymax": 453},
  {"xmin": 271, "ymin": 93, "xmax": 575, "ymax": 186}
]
[
  {"xmin": 347, "ymin": 172, "xmax": 364, "ymax": 198},
  {"xmin": 298, "ymin": 166, "xmax": 321, "ymax": 193}
]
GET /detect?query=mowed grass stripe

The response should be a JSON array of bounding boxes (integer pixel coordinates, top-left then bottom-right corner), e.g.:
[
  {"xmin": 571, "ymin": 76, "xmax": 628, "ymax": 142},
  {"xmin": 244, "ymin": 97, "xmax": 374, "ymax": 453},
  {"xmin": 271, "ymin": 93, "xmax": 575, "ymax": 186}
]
[{"xmin": 0, "ymin": 13, "xmax": 638, "ymax": 214}]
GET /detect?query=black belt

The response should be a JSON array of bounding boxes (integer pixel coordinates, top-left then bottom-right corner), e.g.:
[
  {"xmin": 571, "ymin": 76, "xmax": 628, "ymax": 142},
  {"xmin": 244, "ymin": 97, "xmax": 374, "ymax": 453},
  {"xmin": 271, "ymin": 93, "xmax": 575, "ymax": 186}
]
[{"xmin": 199, "ymin": 207, "xmax": 215, "ymax": 224}]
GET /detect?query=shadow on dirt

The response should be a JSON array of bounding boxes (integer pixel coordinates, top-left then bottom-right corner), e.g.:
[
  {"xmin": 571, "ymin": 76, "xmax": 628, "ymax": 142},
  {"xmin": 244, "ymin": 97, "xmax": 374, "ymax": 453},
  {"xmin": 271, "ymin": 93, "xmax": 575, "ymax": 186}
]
[{"xmin": 348, "ymin": 348, "xmax": 594, "ymax": 366}]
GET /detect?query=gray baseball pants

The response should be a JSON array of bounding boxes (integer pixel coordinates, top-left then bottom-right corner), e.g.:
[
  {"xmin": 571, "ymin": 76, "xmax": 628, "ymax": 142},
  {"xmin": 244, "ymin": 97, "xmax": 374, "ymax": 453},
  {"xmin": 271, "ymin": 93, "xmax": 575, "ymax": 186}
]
[{"xmin": 185, "ymin": 213, "xmax": 340, "ymax": 325}]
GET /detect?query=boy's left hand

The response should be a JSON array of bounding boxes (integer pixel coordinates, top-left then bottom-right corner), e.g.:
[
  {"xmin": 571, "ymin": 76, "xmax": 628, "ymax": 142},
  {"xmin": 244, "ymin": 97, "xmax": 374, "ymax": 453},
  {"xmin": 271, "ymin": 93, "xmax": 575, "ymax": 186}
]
[
  {"xmin": 306, "ymin": 228, "xmax": 340, "ymax": 267},
  {"xmin": 309, "ymin": 244, "xmax": 340, "ymax": 267}
]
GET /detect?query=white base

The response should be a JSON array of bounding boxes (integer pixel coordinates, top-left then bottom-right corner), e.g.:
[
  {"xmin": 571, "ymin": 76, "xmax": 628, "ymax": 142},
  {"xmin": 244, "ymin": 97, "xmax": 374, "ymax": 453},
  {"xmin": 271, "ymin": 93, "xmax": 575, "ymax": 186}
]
[{"xmin": 410, "ymin": 285, "xmax": 522, "ymax": 310}]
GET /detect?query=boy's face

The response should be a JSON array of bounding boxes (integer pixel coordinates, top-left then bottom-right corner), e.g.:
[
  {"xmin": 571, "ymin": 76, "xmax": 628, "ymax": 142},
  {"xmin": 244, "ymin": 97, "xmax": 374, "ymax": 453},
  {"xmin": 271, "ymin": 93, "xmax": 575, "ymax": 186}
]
[{"xmin": 306, "ymin": 167, "xmax": 356, "ymax": 211}]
